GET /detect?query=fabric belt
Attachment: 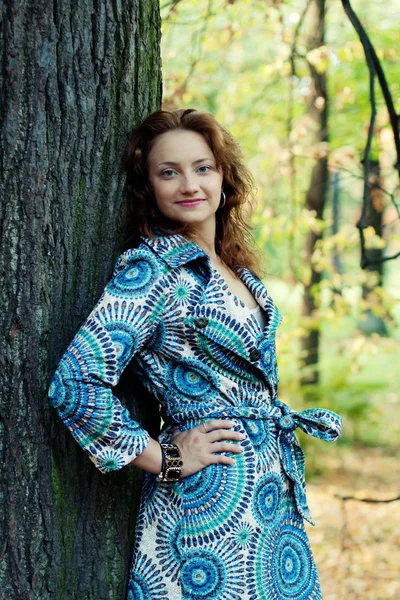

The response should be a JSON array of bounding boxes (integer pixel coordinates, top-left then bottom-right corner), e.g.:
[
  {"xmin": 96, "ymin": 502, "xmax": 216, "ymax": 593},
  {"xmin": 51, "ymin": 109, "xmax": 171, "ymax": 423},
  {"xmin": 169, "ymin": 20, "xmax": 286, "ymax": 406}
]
[{"xmin": 164, "ymin": 399, "xmax": 342, "ymax": 525}]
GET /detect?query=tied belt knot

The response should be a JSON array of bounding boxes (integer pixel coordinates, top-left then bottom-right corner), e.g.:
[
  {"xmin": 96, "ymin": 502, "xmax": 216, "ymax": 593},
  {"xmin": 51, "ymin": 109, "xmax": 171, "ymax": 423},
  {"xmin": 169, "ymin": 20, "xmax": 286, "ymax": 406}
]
[
  {"xmin": 271, "ymin": 399, "xmax": 342, "ymax": 524},
  {"xmin": 164, "ymin": 399, "xmax": 342, "ymax": 525}
]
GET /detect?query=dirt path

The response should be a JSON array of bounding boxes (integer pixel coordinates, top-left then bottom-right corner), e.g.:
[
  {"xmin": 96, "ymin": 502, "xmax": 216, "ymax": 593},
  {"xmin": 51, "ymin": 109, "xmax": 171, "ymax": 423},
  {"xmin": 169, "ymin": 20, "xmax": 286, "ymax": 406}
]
[{"xmin": 305, "ymin": 446, "xmax": 400, "ymax": 599}]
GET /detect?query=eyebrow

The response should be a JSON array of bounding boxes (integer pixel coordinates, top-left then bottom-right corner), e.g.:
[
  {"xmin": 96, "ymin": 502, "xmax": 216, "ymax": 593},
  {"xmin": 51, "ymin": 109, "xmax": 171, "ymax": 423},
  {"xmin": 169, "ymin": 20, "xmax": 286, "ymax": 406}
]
[{"xmin": 157, "ymin": 157, "xmax": 215, "ymax": 167}]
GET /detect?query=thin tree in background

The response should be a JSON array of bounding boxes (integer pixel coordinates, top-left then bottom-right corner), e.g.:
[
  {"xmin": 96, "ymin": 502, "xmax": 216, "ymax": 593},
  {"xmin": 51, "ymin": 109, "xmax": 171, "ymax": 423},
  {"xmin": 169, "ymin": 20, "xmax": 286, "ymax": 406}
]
[
  {"xmin": 358, "ymin": 160, "xmax": 388, "ymax": 336},
  {"xmin": 0, "ymin": 1, "xmax": 161, "ymax": 598},
  {"xmin": 300, "ymin": 0, "xmax": 329, "ymax": 385}
]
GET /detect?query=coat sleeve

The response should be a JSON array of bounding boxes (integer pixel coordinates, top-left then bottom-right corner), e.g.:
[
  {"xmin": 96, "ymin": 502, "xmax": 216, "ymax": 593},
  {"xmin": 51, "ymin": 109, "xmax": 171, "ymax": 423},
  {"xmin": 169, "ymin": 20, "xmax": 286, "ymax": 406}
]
[{"xmin": 48, "ymin": 246, "xmax": 164, "ymax": 474}]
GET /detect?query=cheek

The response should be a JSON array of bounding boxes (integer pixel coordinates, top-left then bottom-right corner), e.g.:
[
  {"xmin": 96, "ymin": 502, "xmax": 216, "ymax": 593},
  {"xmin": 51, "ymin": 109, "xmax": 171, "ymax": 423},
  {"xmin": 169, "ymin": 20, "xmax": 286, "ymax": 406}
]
[
  {"xmin": 211, "ymin": 173, "xmax": 223, "ymax": 190},
  {"xmin": 152, "ymin": 180, "xmax": 171, "ymax": 202},
  {"xmin": 152, "ymin": 182, "xmax": 177, "ymax": 214},
  {"xmin": 156, "ymin": 174, "xmax": 177, "ymax": 189}
]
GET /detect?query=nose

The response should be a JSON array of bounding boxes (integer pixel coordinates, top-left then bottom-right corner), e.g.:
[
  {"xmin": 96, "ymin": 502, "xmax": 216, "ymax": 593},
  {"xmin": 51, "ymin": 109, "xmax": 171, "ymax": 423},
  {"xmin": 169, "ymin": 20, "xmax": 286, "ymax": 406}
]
[{"xmin": 180, "ymin": 172, "xmax": 200, "ymax": 194}]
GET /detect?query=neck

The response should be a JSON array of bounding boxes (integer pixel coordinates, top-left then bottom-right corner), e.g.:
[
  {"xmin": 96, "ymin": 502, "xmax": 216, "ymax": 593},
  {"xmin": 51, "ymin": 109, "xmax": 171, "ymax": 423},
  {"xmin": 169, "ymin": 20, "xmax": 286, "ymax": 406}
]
[{"xmin": 187, "ymin": 219, "xmax": 219, "ymax": 260}]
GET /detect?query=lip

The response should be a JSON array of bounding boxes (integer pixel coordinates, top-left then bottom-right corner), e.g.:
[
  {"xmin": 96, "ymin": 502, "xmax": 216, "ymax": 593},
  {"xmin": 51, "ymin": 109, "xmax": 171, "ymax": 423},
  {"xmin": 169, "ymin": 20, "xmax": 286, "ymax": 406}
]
[{"xmin": 176, "ymin": 199, "xmax": 205, "ymax": 207}]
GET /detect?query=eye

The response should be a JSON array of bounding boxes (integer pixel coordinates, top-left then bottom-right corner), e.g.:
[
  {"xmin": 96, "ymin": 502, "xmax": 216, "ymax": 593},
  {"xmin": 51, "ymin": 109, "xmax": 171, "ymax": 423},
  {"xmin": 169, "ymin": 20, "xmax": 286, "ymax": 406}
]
[
  {"xmin": 161, "ymin": 169, "xmax": 176, "ymax": 177},
  {"xmin": 198, "ymin": 165, "xmax": 211, "ymax": 173}
]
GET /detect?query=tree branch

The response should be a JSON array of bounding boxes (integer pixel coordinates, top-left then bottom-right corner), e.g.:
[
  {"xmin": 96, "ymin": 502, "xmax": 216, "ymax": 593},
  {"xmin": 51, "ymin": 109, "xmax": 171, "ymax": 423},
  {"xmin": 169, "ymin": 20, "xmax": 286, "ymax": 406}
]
[
  {"xmin": 341, "ymin": 0, "xmax": 400, "ymax": 268},
  {"xmin": 341, "ymin": 0, "xmax": 400, "ymax": 172},
  {"xmin": 335, "ymin": 493, "xmax": 400, "ymax": 504}
]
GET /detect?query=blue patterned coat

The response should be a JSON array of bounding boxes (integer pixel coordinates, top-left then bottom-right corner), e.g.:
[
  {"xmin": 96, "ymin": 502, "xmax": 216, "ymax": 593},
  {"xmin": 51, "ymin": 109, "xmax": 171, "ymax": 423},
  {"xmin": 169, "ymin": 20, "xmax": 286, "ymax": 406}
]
[{"xmin": 48, "ymin": 232, "xmax": 342, "ymax": 600}]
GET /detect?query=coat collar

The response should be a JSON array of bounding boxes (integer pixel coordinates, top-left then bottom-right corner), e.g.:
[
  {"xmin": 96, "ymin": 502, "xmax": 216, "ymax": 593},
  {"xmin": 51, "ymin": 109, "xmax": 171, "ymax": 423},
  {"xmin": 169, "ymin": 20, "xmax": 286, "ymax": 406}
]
[
  {"xmin": 139, "ymin": 232, "xmax": 208, "ymax": 269},
  {"xmin": 141, "ymin": 232, "xmax": 283, "ymax": 335},
  {"xmin": 140, "ymin": 233, "xmax": 282, "ymax": 387}
]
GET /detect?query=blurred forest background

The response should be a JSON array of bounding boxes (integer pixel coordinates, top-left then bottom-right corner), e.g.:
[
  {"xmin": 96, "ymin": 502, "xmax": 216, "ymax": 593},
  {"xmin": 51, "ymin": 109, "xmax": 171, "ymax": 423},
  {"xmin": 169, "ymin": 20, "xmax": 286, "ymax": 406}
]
[{"xmin": 159, "ymin": 0, "xmax": 399, "ymax": 598}]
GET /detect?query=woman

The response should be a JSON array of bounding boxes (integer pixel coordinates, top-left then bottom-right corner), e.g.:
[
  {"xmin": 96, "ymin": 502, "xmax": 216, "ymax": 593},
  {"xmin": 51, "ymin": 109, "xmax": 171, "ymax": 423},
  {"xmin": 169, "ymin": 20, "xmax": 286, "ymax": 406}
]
[{"xmin": 48, "ymin": 108, "xmax": 342, "ymax": 599}]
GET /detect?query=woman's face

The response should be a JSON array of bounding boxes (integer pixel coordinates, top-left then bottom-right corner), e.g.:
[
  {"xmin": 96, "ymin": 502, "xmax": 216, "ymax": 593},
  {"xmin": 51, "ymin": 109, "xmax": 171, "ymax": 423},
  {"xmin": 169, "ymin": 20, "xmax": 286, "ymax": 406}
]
[{"xmin": 147, "ymin": 129, "xmax": 224, "ymax": 230}]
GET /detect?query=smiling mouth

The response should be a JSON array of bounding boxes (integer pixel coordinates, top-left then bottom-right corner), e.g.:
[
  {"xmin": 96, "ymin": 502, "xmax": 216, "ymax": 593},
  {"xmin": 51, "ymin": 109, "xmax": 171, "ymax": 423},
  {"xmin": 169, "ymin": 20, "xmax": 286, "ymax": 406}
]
[{"xmin": 177, "ymin": 199, "xmax": 205, "ymax": 205}]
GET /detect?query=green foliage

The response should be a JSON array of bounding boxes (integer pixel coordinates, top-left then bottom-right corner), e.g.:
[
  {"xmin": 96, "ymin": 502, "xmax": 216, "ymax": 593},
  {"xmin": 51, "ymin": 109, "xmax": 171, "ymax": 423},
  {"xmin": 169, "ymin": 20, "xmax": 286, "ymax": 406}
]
[
  {"xmin": 161, "ymin": 0, "xmax": 399, "ymax": 275},
  {"xmin": 277, "ymin": 307, "xmax": 400, "ymax": 449},
  {"xmin": 161, "ymin": 0, "xmax": 400, "ymax": 465}
]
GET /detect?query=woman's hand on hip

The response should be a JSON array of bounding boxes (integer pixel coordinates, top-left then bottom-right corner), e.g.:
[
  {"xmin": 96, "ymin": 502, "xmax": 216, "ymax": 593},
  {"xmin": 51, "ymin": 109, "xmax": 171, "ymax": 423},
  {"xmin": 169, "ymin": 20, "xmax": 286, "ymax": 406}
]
[{"xmin": 171, "ymin": 420, "xmax": 244, "ymax": 478}]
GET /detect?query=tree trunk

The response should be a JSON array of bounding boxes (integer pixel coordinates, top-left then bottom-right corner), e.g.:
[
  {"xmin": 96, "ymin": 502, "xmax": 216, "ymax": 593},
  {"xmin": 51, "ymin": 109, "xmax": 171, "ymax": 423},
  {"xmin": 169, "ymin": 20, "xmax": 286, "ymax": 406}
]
[
  {"xmin": 358, "ymin": 159, "xmax": 387, "ymax": 336},
  {"xmin": 300, "ymin": 0, "xmax": 329, "ymax": 386},
  {"xmin": 0, "ymin": 1, "xmax": 162, "ymax": 598},
  {"xmin": 331, "ymin": 169, "xmax": 342, "ymax": 281}
]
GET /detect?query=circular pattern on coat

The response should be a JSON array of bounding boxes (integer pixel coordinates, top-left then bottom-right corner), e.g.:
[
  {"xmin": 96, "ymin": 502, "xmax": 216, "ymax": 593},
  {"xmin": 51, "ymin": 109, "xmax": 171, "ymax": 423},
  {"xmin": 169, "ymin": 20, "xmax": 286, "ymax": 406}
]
[
  {"xmin": 190, "ymin": 335, "xmax": 261, "ymax": 385},
  {"xmin": 48, "ymin": 320, "xmax": 113, "ymax": 418},
  {"xmin": 177, "ymin": 454, "xmax": 252, "ymax": 540},
  {"xmin": 48, "ymin": 370, "xmax": 66, "ymax": 410},
  {"xmin": 166, "ymin": 358, "xmax": 220, "ymax": 400},
  {"xmin": 127, "ymin": 551, "xmax": 168, "ymax": 599},
  {"xmin": 242, "ymin": 418, "xmax": 279, "ymax": 473},
  {"xmin": 95, "ymin": 449, "xmax": 126, "ymax": 473},
  {"xmin": 278, "ymin": 415, "xmax": 296, "ymax": 433},
  {"xmin": 109, "ymin": 251, "xmax": 159, "ymax": 298},
  {"xmin": 229, "ymin": 521, "xmax": 256, "ymax": 550},
  {"xmin": 259, "ymin": 338, "xmax": 277, "ymax": 377},
  {"xmin": 244, "ymin": 418, "xmax": 271, "ymax": 450},
  {"xmin": 272, "ymin": 526, "xmax": 317, "ymax": 597},
  {"xmin": 253, "ymin": 472, "xmax": 283, "ymax": 528},
  {"xmin": 252, "ymin": 514, "xmax": 320, "ymax": 599},
  {"xmin": 154, "ymin": 513, "xmax": 185, "ymax": 582},
  {"xmin": 171, "ymin": 278, "xmax": 192, "ymax": 305},
  {"xmin": 181, "ymin": 549, "xmax": 227, "ymax": 598},
  {"xmin": 103, "ymin": 321, "xmax": 137, "ymax": 370}
]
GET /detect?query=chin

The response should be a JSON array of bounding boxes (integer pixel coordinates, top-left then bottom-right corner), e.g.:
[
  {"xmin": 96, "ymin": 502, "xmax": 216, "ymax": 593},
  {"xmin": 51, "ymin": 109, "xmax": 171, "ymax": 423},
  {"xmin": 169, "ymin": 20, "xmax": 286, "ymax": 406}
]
[{"xmin": 180, "ymin": 217, "xmax": 214, "ymax": 228}]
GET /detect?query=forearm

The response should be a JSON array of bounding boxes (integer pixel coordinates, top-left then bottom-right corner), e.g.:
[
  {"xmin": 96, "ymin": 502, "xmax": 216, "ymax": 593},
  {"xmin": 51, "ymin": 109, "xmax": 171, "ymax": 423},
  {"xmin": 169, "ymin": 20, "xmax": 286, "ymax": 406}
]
[{"xmin": 130, "ymin": 437, "xmax": 163, "ymax": 474}]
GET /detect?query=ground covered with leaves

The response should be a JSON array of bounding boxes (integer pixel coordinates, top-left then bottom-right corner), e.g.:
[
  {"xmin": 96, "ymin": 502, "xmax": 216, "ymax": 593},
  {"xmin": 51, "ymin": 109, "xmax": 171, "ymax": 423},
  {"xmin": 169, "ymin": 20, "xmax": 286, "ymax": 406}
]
[{"xmin": 305, "ymin": 445, "xmax": 399, "ymax": 599}]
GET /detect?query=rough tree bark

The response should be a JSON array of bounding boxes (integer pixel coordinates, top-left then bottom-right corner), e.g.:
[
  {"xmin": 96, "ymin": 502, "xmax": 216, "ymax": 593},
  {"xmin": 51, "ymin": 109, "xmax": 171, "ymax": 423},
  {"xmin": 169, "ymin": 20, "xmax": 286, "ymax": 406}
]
[
  {"xmin": 300, "ymin": 0, "xmax": 329, "ymax": 386},
  {"xmin": 0, "ymin": 1, "xmax": 162, "ymax": 598}
]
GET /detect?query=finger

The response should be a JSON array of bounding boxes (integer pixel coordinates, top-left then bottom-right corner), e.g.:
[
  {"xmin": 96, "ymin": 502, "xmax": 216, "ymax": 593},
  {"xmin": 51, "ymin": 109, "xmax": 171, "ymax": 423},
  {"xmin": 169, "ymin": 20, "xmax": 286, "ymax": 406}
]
[
  {"xmin": 201, "ymin": 419, "xmax": 236, "ymax": 431},
  {"xmin": 197, "ymin": 421, "xmax": 210, "ymax": 434},
  {"xmin": 207, "ymin": 429, "xmax": 245, "ymax": 443},
  {"xmin": 210, "ymin": 442, "xmax": 244, "ymax": 454},
  {"xmin": 209, "ymin": 454, "xmax": 235, "ymax": 466}
]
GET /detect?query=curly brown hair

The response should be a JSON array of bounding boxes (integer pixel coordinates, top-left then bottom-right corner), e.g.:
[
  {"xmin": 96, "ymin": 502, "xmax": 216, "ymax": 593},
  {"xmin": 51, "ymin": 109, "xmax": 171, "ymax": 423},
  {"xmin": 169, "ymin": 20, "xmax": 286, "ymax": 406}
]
[{"xmin": 121, "ymin": 108, "xmax": 263, "ymax": 276}]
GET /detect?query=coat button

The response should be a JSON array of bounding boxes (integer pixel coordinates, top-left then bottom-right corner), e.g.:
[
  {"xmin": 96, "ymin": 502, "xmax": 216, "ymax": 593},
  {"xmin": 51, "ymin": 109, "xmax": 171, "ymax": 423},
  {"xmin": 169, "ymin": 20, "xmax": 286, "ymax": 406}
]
[
  {"xmin": 194, "ymin": 317, "xmax": 208, "ymax": 328},
  {"xmin": 249, "ymin": 348, "xmax": 260, "ymax": 362}
]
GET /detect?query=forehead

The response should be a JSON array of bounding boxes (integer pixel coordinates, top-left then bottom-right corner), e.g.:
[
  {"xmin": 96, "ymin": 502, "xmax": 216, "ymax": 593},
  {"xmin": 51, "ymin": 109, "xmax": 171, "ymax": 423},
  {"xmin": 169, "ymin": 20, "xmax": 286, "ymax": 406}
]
[{"xmin": 148, "ymin": 130, "xmax": 215, "ymax": 165}]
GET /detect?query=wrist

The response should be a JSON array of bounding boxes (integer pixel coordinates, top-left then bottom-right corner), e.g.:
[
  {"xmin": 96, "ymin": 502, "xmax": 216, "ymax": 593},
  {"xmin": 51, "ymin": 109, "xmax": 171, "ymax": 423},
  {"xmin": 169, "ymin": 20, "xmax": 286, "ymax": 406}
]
[{"xmin": 130, "ymin": 437, "xmax": 165, "ymax": 475}]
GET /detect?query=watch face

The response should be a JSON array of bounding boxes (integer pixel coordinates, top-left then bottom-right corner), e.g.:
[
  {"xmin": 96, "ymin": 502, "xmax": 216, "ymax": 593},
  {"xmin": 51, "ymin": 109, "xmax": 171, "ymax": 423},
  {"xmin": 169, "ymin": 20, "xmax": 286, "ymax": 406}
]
[{"xmin": 166, "ymin": 467, "xmax": 181, "ymax": 480}]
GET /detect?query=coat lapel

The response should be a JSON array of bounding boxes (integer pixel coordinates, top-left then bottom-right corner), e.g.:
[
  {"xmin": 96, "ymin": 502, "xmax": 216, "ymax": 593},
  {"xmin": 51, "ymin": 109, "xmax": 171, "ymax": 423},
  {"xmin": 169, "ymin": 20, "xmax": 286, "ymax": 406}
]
[
  {"xmin": 140, "ymin": 233, "xmax": 283, "ymax": 365},
  {"xmin": 234, "ymin": 265, "xmax": 283, "ymax": 340}
]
